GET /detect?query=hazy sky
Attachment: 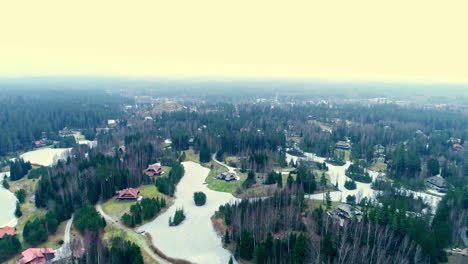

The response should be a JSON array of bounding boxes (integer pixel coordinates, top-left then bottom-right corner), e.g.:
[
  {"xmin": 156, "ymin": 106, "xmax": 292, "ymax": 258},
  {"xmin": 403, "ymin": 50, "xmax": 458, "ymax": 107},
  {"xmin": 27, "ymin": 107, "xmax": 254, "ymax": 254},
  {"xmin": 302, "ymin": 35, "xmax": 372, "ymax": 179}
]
[{"xmin": 1, "ymin": 1, "xmax": 467, "ymax": 83}]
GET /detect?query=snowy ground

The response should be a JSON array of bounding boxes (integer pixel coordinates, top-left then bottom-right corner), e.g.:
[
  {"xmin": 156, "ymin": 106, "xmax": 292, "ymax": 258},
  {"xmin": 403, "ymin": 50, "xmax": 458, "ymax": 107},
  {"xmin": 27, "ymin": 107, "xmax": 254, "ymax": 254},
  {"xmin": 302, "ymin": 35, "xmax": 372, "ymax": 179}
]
[
  {"xmin": 78, "ymin": 140, "xmax": 97, "ymax": 148},
  {"xmin": 137, "ymin": 161, "xmax": 238, "ymax": 264},
  {"xmin": 20, "ymin": 148, "xmax": 71, "ymax": 166},
  {"xmin": 286, "ymin": 152, "xmax": 443, "ymax": 213},
  {"xmin": 0, "ymin": 185, "xmax": 17, "ymax": 228}
]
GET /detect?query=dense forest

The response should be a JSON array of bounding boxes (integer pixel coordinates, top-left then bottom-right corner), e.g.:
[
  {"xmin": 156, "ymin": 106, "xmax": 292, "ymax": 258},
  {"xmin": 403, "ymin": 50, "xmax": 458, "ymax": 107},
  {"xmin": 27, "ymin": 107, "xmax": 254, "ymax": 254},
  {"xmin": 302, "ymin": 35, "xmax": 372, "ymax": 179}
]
[
  {"xmin": 0, "ymin": 89, "xmax": 127, "ymax": 156},
  {"xmin": 4, "ymin": 90, "xmax": 465, "ymax": 264}
]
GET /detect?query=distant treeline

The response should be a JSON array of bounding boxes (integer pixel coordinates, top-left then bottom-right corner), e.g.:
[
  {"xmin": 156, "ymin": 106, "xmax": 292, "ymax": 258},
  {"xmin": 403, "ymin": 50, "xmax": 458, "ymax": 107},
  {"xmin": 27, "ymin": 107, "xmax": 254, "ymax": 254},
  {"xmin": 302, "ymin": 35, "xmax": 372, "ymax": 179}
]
[{"xmin": 0, "ymin": 89, "xmax": 129, "ymax": 156}]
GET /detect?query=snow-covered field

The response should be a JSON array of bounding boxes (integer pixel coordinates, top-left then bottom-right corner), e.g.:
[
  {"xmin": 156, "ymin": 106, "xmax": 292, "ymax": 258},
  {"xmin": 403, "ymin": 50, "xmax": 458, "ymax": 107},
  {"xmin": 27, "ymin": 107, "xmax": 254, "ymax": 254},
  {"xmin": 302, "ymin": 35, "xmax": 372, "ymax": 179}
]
[
  {"xmin": 0, "ymin": 185, "xmax": 17, "ymax": 228},
  {"xmin": 78, "ymin": 140, "xmax": 97, "ymax": 148},
  {"xmin": 20, "ymin": 148, "xmax": 71, "ymax": 166},
  {"xmin": 286, "ymin": 152, "xmax": 443, "ymax": 213},
  {"xmin": 138, "ymin": 161, "xmax": 237, "ymax": 264}
]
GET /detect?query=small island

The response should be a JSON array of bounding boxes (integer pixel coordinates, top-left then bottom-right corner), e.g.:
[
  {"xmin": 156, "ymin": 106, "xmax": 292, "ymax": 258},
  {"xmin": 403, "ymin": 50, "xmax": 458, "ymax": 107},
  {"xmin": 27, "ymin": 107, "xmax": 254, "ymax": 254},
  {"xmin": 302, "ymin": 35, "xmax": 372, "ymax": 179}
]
[
  {"xmin": 193, "ymin": 192, "xmax": 207, "ymax": 206},
  {"xmin": 169, "ymin": 208, "xmax": 186, "ymax": 226}
]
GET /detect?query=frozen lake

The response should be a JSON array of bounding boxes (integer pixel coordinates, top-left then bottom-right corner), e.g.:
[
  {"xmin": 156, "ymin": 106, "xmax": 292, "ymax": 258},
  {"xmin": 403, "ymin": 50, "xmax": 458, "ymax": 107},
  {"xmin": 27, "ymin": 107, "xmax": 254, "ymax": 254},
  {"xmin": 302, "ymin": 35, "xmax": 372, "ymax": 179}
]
[
  {"xmin": 138, "ymin": 161, "xmax": 237, "ymax": 263},
  {"xmin": 0, "ymin": 148, "xmax": 71, "ymax": 227},
  {"xmin": 0, "ymin": 185, "xmax": 17, "ymax": 228},
  {"xmin": 286, "ymin": 152, "xmax": 443, "ymax": 213},
  {"xmin": 20, "ymin": 148, "xmax": 71, "ymax": 166}
]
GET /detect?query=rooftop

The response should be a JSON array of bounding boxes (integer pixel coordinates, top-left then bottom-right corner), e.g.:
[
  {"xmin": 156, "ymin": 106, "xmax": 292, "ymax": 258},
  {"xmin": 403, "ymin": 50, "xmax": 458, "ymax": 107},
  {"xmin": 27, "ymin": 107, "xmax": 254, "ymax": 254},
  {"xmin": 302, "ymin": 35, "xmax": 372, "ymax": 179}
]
[{"xmin": 0, "ymin": 226, "xmax": 15, "ymax": 239}]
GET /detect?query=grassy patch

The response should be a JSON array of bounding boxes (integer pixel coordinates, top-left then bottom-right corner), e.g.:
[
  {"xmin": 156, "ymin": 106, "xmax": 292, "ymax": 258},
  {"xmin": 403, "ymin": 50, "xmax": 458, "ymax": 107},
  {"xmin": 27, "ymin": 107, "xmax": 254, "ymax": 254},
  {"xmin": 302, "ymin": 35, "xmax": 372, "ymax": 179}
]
[
  {"xmin": 307, "ymin": 199, "xmax": 341, "ymax": 211},
  {"xmin": 35, "ymin": 221, "xmax": 67, "ymax": 249},
  {"xmin": 161, "ymin": 166, "xmax": 172, "ymax": 176},
  {"xmin": 182, "ymin": 148, "xmax": 199, "ymax": 163},
  {"xmin": 369, "ymin": 161, "xmax": 387, "ymax": 172},
  {"xmin": 204, "ymin": 164, "xmax": 247, "ymax": 193},
  {"xmin": 139, "ymin": 185, "xmax": 164, "ymax": 199},
  {"xmin": 224, "ymin": 156, "xmax": 240, "ymax": 167},
  {"xmin": 102, "ymin": 185, "xmax": 166, "ymax": 219},
  {"xmin": 102, "ymin": 200, "xmax": 135, "ymax": 219}
]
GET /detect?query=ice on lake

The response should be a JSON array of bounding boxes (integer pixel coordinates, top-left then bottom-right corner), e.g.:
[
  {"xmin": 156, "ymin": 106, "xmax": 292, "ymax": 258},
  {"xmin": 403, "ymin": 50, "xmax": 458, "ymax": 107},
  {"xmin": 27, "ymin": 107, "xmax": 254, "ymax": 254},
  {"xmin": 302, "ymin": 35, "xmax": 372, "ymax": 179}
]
[
  {"xmin": 20, "ymin": 148, "xmax": 71, "ymax": 166},
  {"xmin": 138, "ymin": 161, "xmax": 237, "ymax": 264}
]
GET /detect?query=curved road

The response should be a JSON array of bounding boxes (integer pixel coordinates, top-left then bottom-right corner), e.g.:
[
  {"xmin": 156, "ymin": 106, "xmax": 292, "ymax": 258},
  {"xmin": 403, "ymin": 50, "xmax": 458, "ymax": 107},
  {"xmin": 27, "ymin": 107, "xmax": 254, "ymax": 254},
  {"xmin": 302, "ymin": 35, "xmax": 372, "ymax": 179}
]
[
  {"xmin": 212, "ymin": 153, "xmax": 239, "ymax": 180},
  {"xmin": 96, "ymin": 203, "xmax": 170, "ymax": 264}
]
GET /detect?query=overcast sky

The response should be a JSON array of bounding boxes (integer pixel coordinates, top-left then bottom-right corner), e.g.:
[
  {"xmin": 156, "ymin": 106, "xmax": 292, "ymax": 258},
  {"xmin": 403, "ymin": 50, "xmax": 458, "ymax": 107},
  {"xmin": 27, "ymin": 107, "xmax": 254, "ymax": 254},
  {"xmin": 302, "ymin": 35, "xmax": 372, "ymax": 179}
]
[{"xmin": 1, "ymin": 1, "xmax": 467, "ymax": 83}]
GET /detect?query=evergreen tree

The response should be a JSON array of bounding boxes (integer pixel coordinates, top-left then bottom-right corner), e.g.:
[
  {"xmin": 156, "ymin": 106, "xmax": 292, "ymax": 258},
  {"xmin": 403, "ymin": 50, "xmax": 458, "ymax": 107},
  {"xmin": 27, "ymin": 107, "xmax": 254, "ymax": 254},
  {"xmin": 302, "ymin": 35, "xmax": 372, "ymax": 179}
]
[
  {"xmin": 224, "ymin": 229, "xmax": 230, "ymax": 244},
  {"xmin": 2, "ymin": 179, "xmax": 9, "ymax": 189},
  {"xmin": 14, "ymin": 202, "xmax": 22, "ymax": 218},
  {"xmin": 199, "ymin": 142, "xmax": 211, "ymax": 163},
  {"xmin": 15, "ymin": 189, "xmax": 26, "ymax": 203},
  {"xmin": 325, "ymin": 192, "xmax": 332, "ymax": 209}
]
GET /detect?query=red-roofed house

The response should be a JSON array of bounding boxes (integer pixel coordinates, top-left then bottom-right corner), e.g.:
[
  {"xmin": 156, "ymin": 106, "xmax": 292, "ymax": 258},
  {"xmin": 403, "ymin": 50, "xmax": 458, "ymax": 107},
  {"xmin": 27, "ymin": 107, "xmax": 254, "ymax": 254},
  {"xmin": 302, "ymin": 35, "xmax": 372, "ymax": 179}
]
[
  {"xmin": 144, "ymin": 164, "xmax": 163, "ymax": 176},
  {"xmin": 17, "ymin": 248, "xmax": 55, "ymax": 264},
  {"xmin": 453, "ymin": 144, "xmax": 464, "ymax": 153},
  {"xmin": 33, "ymin": 141, "xmax": 45, "ymax": 148},
  {"xmin": 0, "ymin": 226, "xmax": 15, "ymax": 239},
  {"xmin": 116, "ymin": 188, "xmax": 139, "ymax": 200}
]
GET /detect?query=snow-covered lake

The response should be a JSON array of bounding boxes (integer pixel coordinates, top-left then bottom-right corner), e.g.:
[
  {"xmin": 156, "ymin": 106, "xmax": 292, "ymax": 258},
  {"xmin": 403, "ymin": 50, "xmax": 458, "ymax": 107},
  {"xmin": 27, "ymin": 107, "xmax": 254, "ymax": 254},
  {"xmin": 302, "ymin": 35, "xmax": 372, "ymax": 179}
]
[
  {"xmin": 20, "ymin": 148, "xmax": 71, "ymax": 166},
  {"xmin": 286, "ymin": 152, "xmax": 443, "ymax": 213},
  {"xmin": 138, "ymin": 161, "xmax": 237, "ymax": 264},
  {"xmin": 0, "ymin": 185, "xmax": 17, "ymax": 228},
  {"xmin": 0, "ymin": 148, "xmax": 71, "ymax": 228}
]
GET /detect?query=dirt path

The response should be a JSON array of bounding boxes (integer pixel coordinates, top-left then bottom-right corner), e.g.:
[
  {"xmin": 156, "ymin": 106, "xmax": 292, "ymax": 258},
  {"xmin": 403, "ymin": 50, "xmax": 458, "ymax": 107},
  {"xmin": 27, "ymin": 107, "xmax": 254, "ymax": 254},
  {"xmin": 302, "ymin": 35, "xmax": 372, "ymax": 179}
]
[
  {"xmin": 96, "ymin": 203, "xmax": 170, "ymax": 264},
  {"xmin": 212, "ymin": 153, "xmax": 239, "ymax": 180}
]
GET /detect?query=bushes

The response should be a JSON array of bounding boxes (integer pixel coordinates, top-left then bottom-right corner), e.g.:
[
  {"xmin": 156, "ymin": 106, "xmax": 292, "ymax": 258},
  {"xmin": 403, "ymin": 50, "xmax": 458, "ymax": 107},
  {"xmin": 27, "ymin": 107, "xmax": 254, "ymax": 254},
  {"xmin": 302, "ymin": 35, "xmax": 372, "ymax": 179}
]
[
  {"xmin": 9, "ymin": 158, "xmax": 31, "ymax": 181},
  {"xmin": 23, "ymin": 218, "xmax": 48, "ymax": 246},
  {"xmin": 14, "ymin": 202, "xmax": 22, "ymax": 218},
  {"xmin": 23, "ymin": 212, "xmax": 59, "ymax": 245},
  {"xmin": 121, "ymin": 198, "xmax": 166, "ymax": 227},
  {"xmin": 155, "ymin": 161, "xmax": 185, "ymax": 196},
  {"xmin": 15, "ymin": 189, "xmax": 26, "ymax": 203},
  {"xmin": 193, "ymin": 192, "xmax": 206, "ymax": 206},
  {"xmin": 108, "ymin": 237, "xmax": 144, "ymax": 264},
  {"xmin": 242, "ymin": 171, "xmax": 256, "ymax": 189},
  {"xmin": 345, "ymin": 164, "xmax": 372, "ymax": 183},
  {"xmin": 155, "ymin": 177, "xmax": 175, "ymax": 197},
  {"xmin": 344, "ymin": 179, "xmax": 357, "ymax": 190},
  {"xmin": 0, "ymin": 235, "xmax": 21, "ymax": 262},
  {"xmin": 73, "ymin": 206, "xmax": 106, "ymax": 234},
  {"xmin": 2, "ymin": 179, "xmax": 9, "ymax": 189},
  {"xmin": 27, "ymin": 166, "xmax": 48, "ymax": 179},
  {"xmin": 169, "ymin": 208, "xmax": 186, "ymax": 226}
]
